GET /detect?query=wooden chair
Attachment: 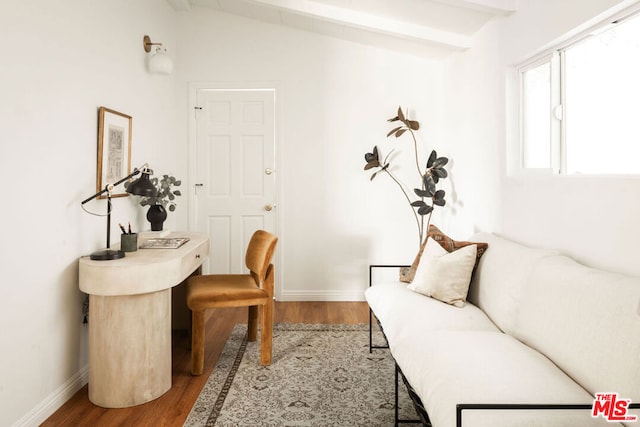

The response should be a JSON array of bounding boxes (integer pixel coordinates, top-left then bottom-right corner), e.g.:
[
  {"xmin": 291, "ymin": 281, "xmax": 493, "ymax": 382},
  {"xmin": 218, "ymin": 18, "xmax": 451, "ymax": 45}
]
[{"xmin": 186, "ymin": 230, "xmax": 278, "ymax": 375}]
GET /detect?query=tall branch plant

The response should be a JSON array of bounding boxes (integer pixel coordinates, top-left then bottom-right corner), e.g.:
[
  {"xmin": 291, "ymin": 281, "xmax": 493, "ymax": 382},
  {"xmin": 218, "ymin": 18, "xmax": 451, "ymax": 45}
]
[{"xmin": 364, "ymin": 106, "xmax": 449, "ymax": 247}]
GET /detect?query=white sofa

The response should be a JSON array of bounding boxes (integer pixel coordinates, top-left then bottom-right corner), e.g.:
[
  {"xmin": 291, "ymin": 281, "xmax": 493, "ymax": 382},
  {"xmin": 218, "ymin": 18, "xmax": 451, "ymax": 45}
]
[{"xmin": 366, "ymin": 232, "xmax": 640, "ymax": 427}]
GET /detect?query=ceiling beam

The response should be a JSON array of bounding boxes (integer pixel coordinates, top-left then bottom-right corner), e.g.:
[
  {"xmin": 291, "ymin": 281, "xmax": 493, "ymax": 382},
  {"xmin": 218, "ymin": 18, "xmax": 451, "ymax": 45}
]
[
  {"xmin": 243, "ymin": 0, "xmax": 472, "ymax": 50},
  {"xmin": 434, "ymin": 0, "xmax": 518, "ymax": 15}
]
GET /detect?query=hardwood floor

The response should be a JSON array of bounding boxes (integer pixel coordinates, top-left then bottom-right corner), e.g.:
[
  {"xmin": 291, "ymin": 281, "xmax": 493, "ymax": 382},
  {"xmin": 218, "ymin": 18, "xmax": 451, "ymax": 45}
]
[{"xmin": 42, "ymin": 302, "xmax": 370, "ymax": 427}]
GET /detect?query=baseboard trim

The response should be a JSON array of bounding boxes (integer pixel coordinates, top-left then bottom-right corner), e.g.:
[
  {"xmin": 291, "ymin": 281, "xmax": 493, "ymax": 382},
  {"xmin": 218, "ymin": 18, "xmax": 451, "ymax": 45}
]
[
  {"xmin": 278, "ymin": 289, "xmax": 366, "ymax": 302},
  {"xmin": 13, "ymin": 365, "xmax": 88, "ymax": 427}
]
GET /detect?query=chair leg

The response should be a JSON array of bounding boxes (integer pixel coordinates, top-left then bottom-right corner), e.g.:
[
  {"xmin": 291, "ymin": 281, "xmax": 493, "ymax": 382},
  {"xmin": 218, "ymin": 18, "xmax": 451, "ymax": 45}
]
[
  {"xmin": 191, "ymin": 309, "xmax": 205, "ymax": 376},
  {"xmin": 248, "ymin": 306, "xmax": 259, "ymax": 342},
  {"xmin": 260, "ymin": 299, "xmax": 273, "ymax": 365}
]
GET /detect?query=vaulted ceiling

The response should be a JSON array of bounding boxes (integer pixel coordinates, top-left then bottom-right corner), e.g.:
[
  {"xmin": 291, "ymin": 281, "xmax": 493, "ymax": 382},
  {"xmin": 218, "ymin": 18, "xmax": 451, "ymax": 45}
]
[{"xmin": 166, "ymin": 0, "xmax": 518, "ymax": 58}]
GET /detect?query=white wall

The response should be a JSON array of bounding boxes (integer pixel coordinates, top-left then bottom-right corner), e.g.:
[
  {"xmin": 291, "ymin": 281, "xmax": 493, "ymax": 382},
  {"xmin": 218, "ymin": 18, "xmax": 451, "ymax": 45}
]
[
  {"xmin": 0, "ymin": 1, "xmax": 180, "ymax": 425},
  {"xmin": 442, "ymin": 0, "xmax": 640, "ymax": 276},
  {"xmin": 175, "ymin": 7, "xmax": 446, "ymax": 300}
]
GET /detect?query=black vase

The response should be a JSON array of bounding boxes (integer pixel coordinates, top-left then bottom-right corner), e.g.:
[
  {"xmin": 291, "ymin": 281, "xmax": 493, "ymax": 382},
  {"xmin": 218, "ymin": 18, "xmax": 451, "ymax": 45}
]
[{"xmin": 147, "ymin": 204, "xmax": 167, "ymax": 231}]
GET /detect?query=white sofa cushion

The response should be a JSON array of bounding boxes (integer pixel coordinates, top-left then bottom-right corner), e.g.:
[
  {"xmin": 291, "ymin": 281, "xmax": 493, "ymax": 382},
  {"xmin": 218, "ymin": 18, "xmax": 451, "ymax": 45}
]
[
  {"xmin": 513, "ymin": 255, "xmax": 640, "ymax": 403},
  {"xmin": 411, "ymin": 237, "xmax": 477, "ymax": 307},
  {"xmin": 392, "ymin": 330, "xmax": 615, "ymax": 427},
  {"xmin": 467, "ymin": 232, "xmax": 557, "ymax": 335},
  {"xmin": 365, "ymin": 282, "xmax": 499, "ymax": 349}
]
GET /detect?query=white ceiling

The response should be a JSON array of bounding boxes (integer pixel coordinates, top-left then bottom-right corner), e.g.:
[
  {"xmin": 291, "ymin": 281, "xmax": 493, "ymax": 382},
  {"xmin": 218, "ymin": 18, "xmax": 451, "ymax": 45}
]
[{"xmin": 166, "ymin": 0, "xmax": 518, "ymax": 58}]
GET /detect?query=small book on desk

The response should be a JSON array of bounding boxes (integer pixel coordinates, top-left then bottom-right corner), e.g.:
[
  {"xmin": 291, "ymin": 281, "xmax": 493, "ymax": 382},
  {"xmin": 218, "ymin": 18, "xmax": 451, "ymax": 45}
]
[{"xmin": 140, "ymin": 237, "xmax": 190, "ymax": 249}]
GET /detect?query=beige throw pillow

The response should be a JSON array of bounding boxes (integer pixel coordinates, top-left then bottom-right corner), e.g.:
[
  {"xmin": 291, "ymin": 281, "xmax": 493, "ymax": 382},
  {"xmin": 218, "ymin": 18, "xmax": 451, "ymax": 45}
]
[
  {"xmin": 410, "ymin": 237, "xmax": 477, "ymax": 308},
  {"xmin": 399, "ymin": 224, "xmax": 488, "ymax": 283}
]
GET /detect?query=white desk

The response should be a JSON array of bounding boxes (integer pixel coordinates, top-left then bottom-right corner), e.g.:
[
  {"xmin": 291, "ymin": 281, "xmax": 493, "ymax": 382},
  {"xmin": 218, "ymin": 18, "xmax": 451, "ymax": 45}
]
[{"xmin": 79, "ymin": 232, "xmax": 209, "ymax": 408}]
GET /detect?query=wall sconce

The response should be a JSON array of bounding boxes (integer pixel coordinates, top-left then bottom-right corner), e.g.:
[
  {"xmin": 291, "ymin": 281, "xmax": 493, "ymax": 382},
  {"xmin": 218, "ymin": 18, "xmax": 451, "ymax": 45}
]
[{"xmin": 143, "ymin": 35, "xmax": 173, "ymax": 75}]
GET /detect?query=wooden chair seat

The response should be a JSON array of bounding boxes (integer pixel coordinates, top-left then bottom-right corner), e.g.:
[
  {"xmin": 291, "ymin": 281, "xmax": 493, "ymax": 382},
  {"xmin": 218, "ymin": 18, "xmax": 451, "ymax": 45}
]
[{"xmin": 186, "ymin": 230, "xmax": 278, "ymax": 375}]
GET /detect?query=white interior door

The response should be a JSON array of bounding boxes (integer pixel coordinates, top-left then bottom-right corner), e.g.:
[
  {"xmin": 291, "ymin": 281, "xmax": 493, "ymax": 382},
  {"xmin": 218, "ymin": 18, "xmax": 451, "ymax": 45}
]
[{"xmin": 193, "ymin": 89, "xmax": 277, "ymax": 276}]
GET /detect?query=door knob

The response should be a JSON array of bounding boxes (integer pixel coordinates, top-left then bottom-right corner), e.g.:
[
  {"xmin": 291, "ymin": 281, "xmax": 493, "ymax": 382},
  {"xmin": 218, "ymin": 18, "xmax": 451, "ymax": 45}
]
[
  {"xmin": 265, "ymin": 168, "xmax": 273, "ymax": 175},
  {"xmin": 264, "ymin": 204, "xmax": 275, "ymax": 211}
]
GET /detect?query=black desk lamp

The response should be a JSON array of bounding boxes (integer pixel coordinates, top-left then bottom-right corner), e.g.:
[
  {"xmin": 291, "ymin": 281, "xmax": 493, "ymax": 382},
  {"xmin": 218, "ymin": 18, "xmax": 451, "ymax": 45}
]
[{"xmin": 81, "ymin": 164, "xmax": 156, "ymax": 260}]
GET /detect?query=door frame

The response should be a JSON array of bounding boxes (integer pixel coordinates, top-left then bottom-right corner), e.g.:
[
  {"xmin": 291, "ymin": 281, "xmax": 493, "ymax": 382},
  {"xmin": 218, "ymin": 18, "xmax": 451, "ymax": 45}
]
[{"xmin": 188, "ymin": 82, "xmax": 284, "ymax": 300}]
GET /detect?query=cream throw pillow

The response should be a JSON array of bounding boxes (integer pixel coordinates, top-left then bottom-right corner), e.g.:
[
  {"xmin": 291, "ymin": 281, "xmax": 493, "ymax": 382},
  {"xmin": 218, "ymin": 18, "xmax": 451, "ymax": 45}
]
[{"xmin": 410, "ymin": 237, "xmax": 477, "ymax": 307}]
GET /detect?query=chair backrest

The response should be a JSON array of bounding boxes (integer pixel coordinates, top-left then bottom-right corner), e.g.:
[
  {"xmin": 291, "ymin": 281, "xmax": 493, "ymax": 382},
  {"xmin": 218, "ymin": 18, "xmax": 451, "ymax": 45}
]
[{"xmin": 245, "ymin": 230, "xmax": 278, "ymax": 285}]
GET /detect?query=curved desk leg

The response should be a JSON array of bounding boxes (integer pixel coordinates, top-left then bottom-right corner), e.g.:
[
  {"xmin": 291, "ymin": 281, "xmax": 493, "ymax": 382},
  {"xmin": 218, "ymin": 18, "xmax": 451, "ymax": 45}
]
[{"xmin": 88, "ymin": 289, "xmax": 171, "ymax": 408}]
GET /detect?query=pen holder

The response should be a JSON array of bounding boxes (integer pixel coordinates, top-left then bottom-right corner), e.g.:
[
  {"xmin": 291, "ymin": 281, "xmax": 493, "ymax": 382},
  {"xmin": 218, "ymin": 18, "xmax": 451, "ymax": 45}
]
[{"xmin": 121, "ymin": 233, "xmax": 138, "ymax": 252}]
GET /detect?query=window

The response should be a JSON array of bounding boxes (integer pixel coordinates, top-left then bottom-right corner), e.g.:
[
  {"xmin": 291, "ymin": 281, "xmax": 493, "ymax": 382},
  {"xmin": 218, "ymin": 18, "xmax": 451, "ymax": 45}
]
[
  {"xmin": 519, "ymin": 9, "xmax": 640, "ymax": 175},
  {"xmin": 521, "ymin": 60, "xmax": 552, "ymax": 169}
]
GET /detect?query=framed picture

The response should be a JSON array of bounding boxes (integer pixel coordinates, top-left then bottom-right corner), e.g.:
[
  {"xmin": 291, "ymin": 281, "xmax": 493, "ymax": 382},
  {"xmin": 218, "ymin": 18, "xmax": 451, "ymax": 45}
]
[{"xmin": 97, "ymin": 107, "xmax": 132, "ymax": 198}]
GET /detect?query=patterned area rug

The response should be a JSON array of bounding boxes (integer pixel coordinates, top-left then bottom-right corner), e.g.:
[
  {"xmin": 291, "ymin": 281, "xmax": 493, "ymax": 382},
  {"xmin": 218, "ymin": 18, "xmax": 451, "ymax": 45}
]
[{"xmin": 184, "ymin": 323, "xmax": 419, "ymax": 426}]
